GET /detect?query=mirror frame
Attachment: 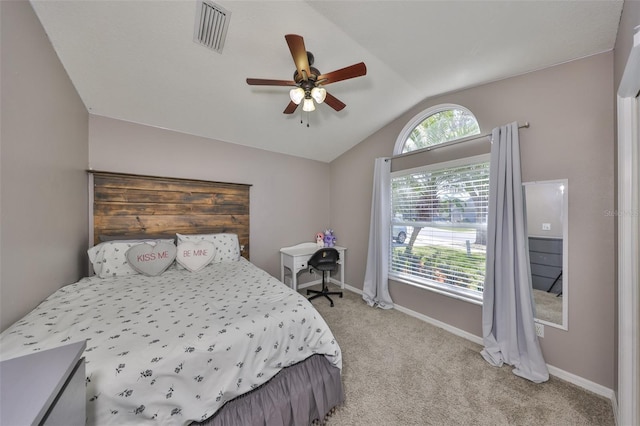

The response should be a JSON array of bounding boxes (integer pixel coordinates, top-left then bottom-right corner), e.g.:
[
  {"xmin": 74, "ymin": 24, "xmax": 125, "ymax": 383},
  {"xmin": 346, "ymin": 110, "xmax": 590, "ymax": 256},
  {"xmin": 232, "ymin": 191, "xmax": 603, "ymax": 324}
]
[{"xmin": 524, "ymin": 179, "xmax": 568, "ymax": 330}]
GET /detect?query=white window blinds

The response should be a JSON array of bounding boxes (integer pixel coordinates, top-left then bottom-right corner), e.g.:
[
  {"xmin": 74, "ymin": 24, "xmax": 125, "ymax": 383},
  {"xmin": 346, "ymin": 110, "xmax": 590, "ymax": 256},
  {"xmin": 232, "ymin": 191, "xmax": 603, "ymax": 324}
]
[{"xmin": 390, "ymin": 155, "xmax": 490, "ymax": 299}]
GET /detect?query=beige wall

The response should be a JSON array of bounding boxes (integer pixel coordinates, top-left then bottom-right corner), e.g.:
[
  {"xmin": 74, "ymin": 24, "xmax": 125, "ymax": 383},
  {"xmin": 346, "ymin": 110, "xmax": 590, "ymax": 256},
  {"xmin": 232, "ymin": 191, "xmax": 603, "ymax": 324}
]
[
  {"xmin": 330, "ymin": 52, "xmax": 616, "ymax": 389},
  {"xmin": 0, "ymin": 1, "xmax": 89, "ymax": 332},
  {"xmin": 88, "ymin": 116, "xmax": 331, "ymax": 278}
]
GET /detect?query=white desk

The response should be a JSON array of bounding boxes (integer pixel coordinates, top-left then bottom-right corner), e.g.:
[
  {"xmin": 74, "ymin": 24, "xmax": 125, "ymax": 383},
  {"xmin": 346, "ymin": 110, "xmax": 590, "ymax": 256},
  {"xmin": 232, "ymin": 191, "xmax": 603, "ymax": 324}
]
[
  {"xmin": 1, "ymin": 340, "xmax": 86, "ymax": 426},
  {"xmin": 280, "ymin": 243, "xmax": 346, "ymax": 291}
]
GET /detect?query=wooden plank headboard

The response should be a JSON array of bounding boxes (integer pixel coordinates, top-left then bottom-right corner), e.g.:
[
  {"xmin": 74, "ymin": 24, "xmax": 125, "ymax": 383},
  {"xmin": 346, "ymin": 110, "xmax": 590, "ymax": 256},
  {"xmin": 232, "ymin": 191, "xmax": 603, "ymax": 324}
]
[{"xmin": 89, "ymin": 171, "xmax": 251, "ymax": 260}]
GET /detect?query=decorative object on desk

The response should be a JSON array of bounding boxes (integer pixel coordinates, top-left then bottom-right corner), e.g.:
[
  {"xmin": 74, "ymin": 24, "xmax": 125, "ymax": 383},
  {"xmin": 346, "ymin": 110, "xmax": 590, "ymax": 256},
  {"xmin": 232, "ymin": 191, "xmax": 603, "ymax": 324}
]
[
  {"xmin": 316, "ymin": 232, "xmax": 325, "ymax": 248},
  {"xmin": 307, "ymin": 248, "xmax": 343, "ymax": 307},
  {"xmin": 324, "ymin": 229, "xmax": 336, "ymax": 247}
]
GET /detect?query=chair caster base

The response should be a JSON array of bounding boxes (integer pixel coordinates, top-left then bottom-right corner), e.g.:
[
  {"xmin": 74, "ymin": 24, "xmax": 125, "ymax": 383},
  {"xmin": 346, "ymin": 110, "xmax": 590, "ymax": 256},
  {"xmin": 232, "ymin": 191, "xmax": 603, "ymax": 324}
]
[{"xmin": 307, "ymin": 287, "xmax": 343, "ymax": 307}]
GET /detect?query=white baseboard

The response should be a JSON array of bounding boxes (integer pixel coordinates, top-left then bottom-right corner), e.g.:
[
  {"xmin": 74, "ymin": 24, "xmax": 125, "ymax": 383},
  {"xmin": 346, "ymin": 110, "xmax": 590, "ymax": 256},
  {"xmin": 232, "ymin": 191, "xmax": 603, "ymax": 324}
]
[
  {"xmin": 392, "ymin": 301, "xmax": 483, "ymax": 345},
  {"xmin": 337, "ymin": 286, "xmax": 616, "ymax": 404},
  {"xmin": 610, "ymin": 391, "xmax": 619, "ymax": 426},
  {"xmin": 297, "ymin": 276, "xmax": 352, "ymax": 291},
  {"xmin": 300, "ymin": 278, "xmax": 352, "ymax": 291},
  {"xmin": 341, "ymin": 282, "xmax": 362, "ymax": 294},
  {"xmin": 546, "ymin": 364, "xmax": 616, "ymax": 401},
  {"xmin": 297, "ymin": 279, "xmax": 322, "ymax": 290}
]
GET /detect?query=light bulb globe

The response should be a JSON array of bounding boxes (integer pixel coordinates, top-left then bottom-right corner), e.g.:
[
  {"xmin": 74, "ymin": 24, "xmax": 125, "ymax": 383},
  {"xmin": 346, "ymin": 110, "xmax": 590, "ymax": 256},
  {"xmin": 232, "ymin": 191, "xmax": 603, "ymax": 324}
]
[
  {"xmin": 311, "ymin": 87, "xmax": 326, "ymax": 104},
  {"xmin": 289, "ymin": 87, "xmax": 305, "ymax": 105},
  {"xmin": 302, "ymin": 98, "xmax": 316, "ymax": 112}
]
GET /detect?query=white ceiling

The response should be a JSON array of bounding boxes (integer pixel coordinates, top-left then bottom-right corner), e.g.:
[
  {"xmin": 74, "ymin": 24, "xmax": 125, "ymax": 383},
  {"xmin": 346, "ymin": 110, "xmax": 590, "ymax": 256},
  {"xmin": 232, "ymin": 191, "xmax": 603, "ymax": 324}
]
[{"xmin": 30, "ymin": 0, "xmax": 623, "ymax": 163}]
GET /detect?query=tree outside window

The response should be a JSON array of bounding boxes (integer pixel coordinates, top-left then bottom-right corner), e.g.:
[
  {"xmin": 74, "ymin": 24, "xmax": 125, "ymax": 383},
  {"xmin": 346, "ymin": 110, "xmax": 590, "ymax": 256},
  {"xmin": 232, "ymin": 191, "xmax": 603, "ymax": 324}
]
[
  {"xmin": 401, "ymin": 108, "xmax": 480, "ymax": 153},
  {"xmin": 391, "ymin": 106, "xmax": 486, "ymax": 301}
]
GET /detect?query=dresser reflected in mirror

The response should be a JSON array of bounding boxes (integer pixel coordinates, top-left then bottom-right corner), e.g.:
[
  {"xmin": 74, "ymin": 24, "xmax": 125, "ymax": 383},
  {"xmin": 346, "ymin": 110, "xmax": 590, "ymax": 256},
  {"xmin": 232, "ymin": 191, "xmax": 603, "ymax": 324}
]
[{"xmin": 524, "ymin": 180, "xmax": 568, "ymax": 330}]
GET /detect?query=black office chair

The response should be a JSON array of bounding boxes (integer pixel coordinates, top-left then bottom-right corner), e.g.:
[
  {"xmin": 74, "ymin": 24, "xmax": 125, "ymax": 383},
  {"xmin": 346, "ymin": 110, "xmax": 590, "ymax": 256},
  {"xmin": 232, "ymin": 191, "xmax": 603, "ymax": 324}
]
[{"xmin": 306, "ymin": 248, "xmax": 343, "ymax": 307}]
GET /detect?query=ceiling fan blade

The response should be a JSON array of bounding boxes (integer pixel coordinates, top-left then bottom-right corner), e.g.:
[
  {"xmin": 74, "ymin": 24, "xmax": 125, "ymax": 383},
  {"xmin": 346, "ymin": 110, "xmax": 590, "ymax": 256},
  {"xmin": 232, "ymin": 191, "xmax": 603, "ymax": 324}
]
[
  {"xmin": 317, "ymin": 62, "xmax": 367, "ymax": 85},
  {"xmin": 285, "ymin": 34, "xmax": 311, "ymax": 81},
  {"xmin": 246, "ymin": 78, "xmax": 296, "ymax": 86},
  {"xmin": 283, "ymin": 101, "xmax": 298, "ymax": 114},
  {"xmin": 324, "ymin": 92, "xmax": 346, "ymax": 111}
]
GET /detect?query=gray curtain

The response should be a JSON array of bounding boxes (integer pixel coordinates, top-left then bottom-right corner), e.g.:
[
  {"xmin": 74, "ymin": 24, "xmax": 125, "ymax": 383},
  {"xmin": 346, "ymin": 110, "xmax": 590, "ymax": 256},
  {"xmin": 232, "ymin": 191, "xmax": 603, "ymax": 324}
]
[
  {"xmin": 480, "ymin": 122, "xmax": 549, "ymax": 383},
  {"xmin": 363, "ymin": 158, "xmax": 394, "ymax": 309}
]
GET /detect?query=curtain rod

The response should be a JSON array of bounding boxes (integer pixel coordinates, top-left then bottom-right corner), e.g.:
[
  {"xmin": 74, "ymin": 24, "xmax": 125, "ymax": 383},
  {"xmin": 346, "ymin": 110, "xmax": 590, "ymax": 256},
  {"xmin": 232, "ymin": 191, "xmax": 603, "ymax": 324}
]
[{"xmin": 389, "ymin": 121, "xmax": 530, "ymax": 160}]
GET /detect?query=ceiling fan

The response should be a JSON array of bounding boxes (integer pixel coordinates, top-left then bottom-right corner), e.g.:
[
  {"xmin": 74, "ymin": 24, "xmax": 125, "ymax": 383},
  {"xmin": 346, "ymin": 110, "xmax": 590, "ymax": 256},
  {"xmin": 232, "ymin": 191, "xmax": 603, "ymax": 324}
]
[{"xmin": 246, "ymin": 34, "xmax": 367, "ymax": 114}]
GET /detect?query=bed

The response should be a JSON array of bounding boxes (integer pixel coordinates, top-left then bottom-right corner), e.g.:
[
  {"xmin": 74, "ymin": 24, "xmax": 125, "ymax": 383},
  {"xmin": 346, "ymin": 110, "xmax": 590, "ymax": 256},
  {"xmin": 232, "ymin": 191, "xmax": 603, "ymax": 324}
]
[{"xmin": 0, "ymin": 172, "xmax": 344, "ymax": 425}]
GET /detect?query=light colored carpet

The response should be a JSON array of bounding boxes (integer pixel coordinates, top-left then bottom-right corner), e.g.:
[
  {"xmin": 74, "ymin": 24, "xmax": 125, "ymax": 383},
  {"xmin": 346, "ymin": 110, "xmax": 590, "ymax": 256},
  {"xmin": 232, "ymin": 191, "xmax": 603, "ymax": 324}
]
[{"xmin": 304, "ymin": 284, "xmax": 614, "ymax": 426}]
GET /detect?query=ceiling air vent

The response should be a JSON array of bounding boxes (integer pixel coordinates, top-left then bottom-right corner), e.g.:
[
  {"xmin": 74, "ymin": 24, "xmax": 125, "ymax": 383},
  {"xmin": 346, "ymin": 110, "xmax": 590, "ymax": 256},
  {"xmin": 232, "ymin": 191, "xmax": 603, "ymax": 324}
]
[{"xmin": 194, "ymin": 1, "xmax": 231, "ymax": 54}]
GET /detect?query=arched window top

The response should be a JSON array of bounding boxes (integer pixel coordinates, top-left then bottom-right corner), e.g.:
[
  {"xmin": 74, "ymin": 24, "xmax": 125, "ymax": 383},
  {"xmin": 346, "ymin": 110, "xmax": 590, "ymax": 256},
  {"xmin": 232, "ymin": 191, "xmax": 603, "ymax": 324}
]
[{"xmin": 394, "ymin": 104, "xmax": 481, "ymax": 155}]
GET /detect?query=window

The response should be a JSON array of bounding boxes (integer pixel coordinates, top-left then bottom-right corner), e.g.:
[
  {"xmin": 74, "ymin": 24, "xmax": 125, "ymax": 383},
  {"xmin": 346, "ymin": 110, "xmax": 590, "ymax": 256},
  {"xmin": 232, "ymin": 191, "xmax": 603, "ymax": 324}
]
[
  {"xmin": 394, "ymin": 104, "xmax": 481, "ymax": 154},
  {"xmin": 390, "ymin": 155, "xmax": 489, "ymax": 302},
  {"xmin": 390, "ymin": 104, "xmax": 485, "ymax": 303}
]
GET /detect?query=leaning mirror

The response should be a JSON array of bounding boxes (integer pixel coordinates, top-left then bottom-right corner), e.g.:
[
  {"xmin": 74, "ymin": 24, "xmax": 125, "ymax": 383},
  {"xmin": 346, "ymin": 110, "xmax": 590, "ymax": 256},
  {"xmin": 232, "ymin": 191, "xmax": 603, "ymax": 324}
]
[{"xmin": 523, "ymin": 180, "xmax": 568, "ymax": 330}]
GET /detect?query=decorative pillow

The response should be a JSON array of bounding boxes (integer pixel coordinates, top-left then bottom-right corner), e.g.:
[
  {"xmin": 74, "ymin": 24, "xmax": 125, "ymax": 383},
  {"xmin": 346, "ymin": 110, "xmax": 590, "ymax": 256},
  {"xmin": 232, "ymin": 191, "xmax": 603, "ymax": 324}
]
[
  {"xmin": 176, "ymin": 240, "xmax": 216, "ymax": 272},
  {"xmin": 125, "ymin": 242, "xmax": 177, "ymax": 277},
  {"xmin": 176, "ymin": 233, "xmax": 240, "ymax": 262},
  {"xmin": 88, "ymin": 239, "xmax": 174, "ymax": 278}
]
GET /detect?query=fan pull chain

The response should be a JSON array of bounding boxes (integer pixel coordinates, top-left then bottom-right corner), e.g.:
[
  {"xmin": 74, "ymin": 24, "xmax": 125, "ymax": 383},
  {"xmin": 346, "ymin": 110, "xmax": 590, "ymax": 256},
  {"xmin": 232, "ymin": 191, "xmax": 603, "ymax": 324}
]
[{"xmin": 299, "ymin": 110, "xmax": 310, "ymax": 127}]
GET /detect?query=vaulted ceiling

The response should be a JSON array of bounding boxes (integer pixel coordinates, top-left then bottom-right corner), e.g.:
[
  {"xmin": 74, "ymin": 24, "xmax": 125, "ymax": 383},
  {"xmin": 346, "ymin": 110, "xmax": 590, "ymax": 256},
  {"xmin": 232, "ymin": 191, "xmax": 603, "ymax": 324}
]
[{"xmin": 30, "ymin": 0, "xmax": 623, "ymax": 162}]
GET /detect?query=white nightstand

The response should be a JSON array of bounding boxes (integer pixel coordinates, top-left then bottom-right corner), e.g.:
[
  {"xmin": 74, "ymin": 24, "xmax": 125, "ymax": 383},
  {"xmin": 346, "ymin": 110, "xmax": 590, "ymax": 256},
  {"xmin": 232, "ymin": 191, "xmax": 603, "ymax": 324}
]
[
  {"xmin": 0, "ymin": 340, "xmax": 86, "ymax": 426},
  {"xmin": 280, "ymin": 242, "xmax": 346, "ymax": 291}
]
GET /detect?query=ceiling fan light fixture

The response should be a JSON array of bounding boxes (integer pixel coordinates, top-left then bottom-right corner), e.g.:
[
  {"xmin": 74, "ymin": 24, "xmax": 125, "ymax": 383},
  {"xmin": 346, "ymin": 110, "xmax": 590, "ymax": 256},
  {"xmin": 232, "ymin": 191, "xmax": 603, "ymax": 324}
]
[
  {"xmin": 302, "ymin": 98, "xmax": 316, "ymax": 112},
  {"xmin": 289, "ymin": 87, "xmax": 305, "ymax": 105},
  {"xmin": 311, "ymin": 87, "xmax": 326, "ymax": 104},
  {"xmin": 246, "ymin": 34, "xmax": 367, "ymax": 115}
]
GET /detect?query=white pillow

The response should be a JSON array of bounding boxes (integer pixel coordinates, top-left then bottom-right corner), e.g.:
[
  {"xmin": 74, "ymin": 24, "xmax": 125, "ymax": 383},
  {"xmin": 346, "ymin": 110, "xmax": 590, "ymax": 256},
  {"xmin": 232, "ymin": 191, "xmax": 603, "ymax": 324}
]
[
  {"xmin": 176, "ymin": 240, "xmax": 216, "ymax": 272},
  {"xmin": 176, "ymin": 233, "xmax": 240, "ymax": 262},
  {"xmin": 88, "ymin": 244, "xmax": 105, "ymax": 276},
  {"xmin": 126, "ymin": 241, "xmax": 177, "ymax": 277},
  {"xmin": 88, "ymin": 239, "xmax": 174, "ymax": 278}
]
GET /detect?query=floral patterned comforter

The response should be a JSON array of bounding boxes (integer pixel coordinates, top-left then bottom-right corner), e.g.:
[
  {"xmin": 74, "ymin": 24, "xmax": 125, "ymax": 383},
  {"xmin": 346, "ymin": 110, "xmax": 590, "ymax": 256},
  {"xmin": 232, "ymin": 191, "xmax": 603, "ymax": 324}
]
[{"xmin": 0, "ymin": 258, "xmax": 341, "ymax": 425}]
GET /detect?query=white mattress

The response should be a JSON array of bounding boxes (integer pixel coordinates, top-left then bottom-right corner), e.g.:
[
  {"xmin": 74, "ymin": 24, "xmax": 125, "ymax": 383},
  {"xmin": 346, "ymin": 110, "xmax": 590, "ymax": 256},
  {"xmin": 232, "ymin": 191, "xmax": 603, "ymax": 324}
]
[{"xmin": 0, "ymin": 258, "xmax": 341, "ymax": 425}]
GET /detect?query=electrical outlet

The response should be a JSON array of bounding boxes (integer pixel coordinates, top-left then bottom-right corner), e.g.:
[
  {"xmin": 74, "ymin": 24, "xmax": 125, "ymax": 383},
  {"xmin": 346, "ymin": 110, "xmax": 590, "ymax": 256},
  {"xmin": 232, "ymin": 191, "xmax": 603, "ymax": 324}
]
[{"xmin": 535, "ymin": 322, "xmax": 544, "ymax": 338}]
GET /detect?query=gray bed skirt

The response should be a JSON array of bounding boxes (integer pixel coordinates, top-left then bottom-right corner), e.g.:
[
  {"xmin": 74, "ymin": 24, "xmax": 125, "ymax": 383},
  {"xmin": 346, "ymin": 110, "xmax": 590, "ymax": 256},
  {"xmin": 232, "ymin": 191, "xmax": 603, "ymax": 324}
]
[{"xmin": 196, "ymin": 354, "xmax": 344, "ymax": 426}]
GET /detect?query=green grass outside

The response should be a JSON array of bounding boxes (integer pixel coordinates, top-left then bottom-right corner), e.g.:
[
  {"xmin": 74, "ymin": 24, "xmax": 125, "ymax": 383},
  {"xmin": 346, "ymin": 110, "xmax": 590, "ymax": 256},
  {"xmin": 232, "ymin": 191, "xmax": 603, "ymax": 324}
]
[{"xmin": 392, "ymin": 245, "xmax": 485, "ymax": 292}]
